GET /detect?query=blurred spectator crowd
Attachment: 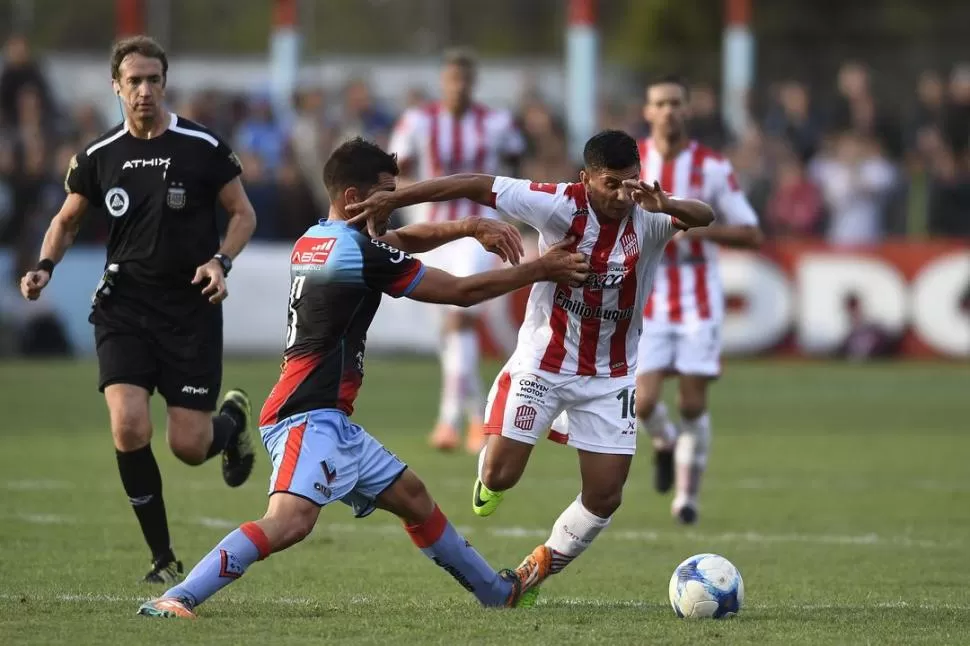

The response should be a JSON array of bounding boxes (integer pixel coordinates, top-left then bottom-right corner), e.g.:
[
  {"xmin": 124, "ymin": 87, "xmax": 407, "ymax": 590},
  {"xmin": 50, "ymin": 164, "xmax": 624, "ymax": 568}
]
[{"xmin": 2, "ymin": 34, "xmax": 969, "ymax": 281}]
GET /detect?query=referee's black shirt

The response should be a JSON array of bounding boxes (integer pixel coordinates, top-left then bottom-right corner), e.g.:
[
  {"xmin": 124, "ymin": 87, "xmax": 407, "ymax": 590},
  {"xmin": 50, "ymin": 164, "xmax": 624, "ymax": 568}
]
[{"xmin": 66, "ymin": 113, "xmax": 242, "ymax": 299}]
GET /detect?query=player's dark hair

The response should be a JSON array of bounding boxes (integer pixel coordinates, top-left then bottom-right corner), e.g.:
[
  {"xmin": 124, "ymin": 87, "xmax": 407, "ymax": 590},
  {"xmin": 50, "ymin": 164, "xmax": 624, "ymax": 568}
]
[
  {"xmin": 323, "ymin": 137, "xmax": 400, "ymax": 200},
  {"xmin": 646, "ymin": 74, "xmax": 690, "ymax": 99},
  {"xmin": 583, "ymin": 129, "xmax": 640, "ymax": 171},
  {"xmin": 111, "ymin": 35, "xmax": 168, "ymax": 81},
  {"xmin": 442, "ymin": 47, "xmax": 478, "ymax": 72}
]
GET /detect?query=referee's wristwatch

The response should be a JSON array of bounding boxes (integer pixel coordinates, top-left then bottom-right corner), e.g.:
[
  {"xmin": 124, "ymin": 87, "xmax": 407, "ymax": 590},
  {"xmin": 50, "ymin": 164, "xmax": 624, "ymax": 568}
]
[{"xmin": 212, "ymin": 253, "xmax": 232, "ymax": 277}]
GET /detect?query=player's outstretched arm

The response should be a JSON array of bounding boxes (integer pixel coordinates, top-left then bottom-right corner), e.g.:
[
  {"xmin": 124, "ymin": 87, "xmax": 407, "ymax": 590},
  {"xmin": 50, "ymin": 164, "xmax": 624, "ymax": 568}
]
[
  {"xmin": 20, "ymin": 193, "xmax": 89, "ymax": 300},
  {"xmin": 379, "ymin": 217, "xmax": 525, "ymax": 264},
  {"xmin": 407, "ymin": 236, "xmax": 589, "ymax": 307},
  {"xmin": 622, "ymin": 179, "xmax": 715, "ymax": 229},
  {"xmin": 346, "ymin": 173, "xmax": 496, "ymax": 237}
]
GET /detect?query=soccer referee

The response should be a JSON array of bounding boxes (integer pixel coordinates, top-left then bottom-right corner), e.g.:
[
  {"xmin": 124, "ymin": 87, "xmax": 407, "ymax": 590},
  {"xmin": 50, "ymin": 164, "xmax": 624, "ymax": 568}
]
[{"xmin": 19, "ymin": 36, "xmax": 258, "ymax": 584}]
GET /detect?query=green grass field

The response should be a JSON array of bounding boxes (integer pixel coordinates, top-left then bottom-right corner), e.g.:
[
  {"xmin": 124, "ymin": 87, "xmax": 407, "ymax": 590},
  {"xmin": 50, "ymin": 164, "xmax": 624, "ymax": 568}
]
[{"xmin": 1, "ymin": 357, "xmax": 968, "ymax": 645}]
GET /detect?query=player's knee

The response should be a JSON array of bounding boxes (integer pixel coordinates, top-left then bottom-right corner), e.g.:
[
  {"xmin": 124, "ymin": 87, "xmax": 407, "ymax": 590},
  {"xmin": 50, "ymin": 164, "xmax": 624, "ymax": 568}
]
[
  {"xmin": 110, "ymin": 412, "xmax": 151, "ymax": 452},
  {"xmin": 679, "ymin": 402, "xmax": 706, "ymax": 421},
  {"xmin": 272, "ymin": 506, "xmax": 317, "ymax": 547},
  {"xmin": 480, "ymin": 459, "xmax": 522, "ymax": 492},
  {"xmin": 678, "ymin": 389, "xmax": 707, "ymax": 421},
  {"xmin": 581, "ymin": 488, "xmax": 623, "ymax": 518},
  {"xmin": 634, "ymin": 393, "xmax": 659, "ymax": 422},
  {"xmin": 677, "ymin": 380, "xmax": 708, "ymax": 420},
  {"xmin": 168, "ymin": 432, "xmax": 207, "ymax": 465},
  {"xmin": 394, "ymin": 475, "xmax": 436, "ymax": 525}
]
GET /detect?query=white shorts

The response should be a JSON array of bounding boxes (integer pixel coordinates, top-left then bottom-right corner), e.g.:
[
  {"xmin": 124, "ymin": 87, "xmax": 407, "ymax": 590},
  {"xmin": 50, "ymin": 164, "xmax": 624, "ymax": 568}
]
[
  {"xmin": 636, "ymin": 319, "xmax": 722, "ymax": 378},
  {"xmin": 483, "ymin": 356, "xmax": 638, "ymax": 455},
  {"xmin": 419, "ymin": 237, "xmax": 497, "ymax": 314}
]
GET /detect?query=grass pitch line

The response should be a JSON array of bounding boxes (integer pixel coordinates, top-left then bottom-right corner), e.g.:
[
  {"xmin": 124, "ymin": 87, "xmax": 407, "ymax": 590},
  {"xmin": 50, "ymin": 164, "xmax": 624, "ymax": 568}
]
[
  {"xmin": 9, "ymin": 512, "xmax": 957, "ymax": 550},
  {"xmin": 9, "ymin": 477, "xmax": 970, "ymax": 494},
  {"xmin": 2, "ymin": 592, "xmax": 968, "ymax": 613}
]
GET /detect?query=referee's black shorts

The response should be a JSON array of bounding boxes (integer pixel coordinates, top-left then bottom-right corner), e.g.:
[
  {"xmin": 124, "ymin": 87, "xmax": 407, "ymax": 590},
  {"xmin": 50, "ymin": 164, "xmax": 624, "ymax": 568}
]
[{"xmin": 91, "ymin": 291, "xmax": 223, "ymax": 411}]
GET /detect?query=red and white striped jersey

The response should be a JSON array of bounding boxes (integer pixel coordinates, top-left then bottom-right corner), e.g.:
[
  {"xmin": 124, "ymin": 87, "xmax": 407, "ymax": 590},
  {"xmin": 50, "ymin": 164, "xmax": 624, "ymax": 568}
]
[
  {"xmin": 491, "ymin": 176, "xmax": 676, "ymax": 378},
  {"xmin": 638, "ymin": 139, "xmax": 758, "ymax": 325},
  {"xmin": 389, "ymin": 103, "xmax": 525, "ymax": 222}
]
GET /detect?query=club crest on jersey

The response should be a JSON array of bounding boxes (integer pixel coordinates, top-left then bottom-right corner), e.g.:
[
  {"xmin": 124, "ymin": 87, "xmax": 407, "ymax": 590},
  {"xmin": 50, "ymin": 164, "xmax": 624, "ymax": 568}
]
[
  {"xmin": 291, "ymin": 237, "xmax": 336, "ymax": 268},
  {"xmin": 514, "ymin": 405, "xmax": 537, "ymax": 431},
  {"xmin": 104, "ymin": 187, "xmax": 130, "ymax": 217},
  {"xmin": 620, "ymin": 230, "xmax": 639, "ymax": 257},
  {"xmin": 166, "ymin": 183, "xmax": 187, "ymax": 210}
]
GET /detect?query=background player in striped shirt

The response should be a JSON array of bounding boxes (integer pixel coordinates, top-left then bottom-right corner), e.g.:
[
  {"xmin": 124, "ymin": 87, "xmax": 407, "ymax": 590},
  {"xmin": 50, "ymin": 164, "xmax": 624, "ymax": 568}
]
[
  {"xmin": 635, "ymin": 76, "xmax": 764, "ymax": 524},
  {"xmin": 389, "ymin": 48, "xmax": 526, "ymax": 454},
  {"xmin": 137, "ymin": 138, "xmax": 590, "ymax": 618},
  {"xmin": 346, "ymin": 130, "xmax": 714, "ymax": 598}
]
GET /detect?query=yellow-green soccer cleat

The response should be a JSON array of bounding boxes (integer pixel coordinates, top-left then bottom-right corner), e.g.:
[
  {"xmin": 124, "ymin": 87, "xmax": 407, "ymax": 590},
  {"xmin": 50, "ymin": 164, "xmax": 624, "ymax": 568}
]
[{"xmin": 472, "ymin": 478, "xmax": 504, "ymax": 517}]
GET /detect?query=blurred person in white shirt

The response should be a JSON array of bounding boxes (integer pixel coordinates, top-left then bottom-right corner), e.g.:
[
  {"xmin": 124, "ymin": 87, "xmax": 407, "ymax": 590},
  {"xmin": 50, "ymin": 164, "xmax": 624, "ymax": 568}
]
[{"xmin": 810, "ymin": 131, "xmax": 897, "ymax": 246}]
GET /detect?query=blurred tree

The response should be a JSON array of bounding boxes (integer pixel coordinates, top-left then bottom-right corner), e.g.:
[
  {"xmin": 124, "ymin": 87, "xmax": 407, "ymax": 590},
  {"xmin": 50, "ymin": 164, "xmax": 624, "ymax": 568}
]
[{"xmin": 604, "ymin": 0, "xmax": 722, "ymax": 79}]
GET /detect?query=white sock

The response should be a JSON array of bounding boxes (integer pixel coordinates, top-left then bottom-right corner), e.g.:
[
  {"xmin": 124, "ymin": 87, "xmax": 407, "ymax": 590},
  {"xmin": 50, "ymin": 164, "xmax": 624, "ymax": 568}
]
[
  {"xmin": 437, "ymin": 331, "xmax": 462, "ymax": 429},
  {"xmin": 457, "ymin": 329, "xmax": 484, "ymax": 424},
  {"xmin": 544, "ymin": 496, "xmax": 612, "ymax": 574},
  {"xmin": 675, "ymin": 412, "xmax": 711, "ymax": 508},
  {"xmin": 640, "ymin": 401, "xmax": 678, "ymax": 447},
  {"xmin": 477, "ymin": 444, "xmax": 487, "ymax": 481}
]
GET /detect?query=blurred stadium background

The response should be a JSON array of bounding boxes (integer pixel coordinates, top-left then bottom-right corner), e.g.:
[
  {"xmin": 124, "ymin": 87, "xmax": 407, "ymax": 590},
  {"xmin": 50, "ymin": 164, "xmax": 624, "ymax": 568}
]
[{"xmin": 0, "ymin": 0, "xmax": 967, "ymax": 360}]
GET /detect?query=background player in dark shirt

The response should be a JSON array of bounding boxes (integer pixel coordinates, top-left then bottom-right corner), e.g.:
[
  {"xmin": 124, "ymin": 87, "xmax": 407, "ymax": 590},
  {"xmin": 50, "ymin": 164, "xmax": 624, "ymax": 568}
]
[
  {"xmin": 136, "ymin": 137, "xmax": 588, "ymax": 618},
  {"xmin": 18, "ymin": 36, "xmax": 258, "ymax": 583}
]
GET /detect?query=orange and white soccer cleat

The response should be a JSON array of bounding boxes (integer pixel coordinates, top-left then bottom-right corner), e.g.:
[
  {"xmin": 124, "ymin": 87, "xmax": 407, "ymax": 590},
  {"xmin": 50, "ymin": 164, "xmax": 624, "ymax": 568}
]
[
  {"xmin": 429, "ymin": 423, "xmax": 460, "ymax": 451},
  {"xmin": 137, "ymin": 597, "xmax": 197, "ymax": 619}
]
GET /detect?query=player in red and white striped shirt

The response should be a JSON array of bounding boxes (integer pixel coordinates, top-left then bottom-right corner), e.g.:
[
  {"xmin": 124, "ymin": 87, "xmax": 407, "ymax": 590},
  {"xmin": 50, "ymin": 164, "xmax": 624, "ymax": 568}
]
[
  {"xmin": 635, "ymin": 76, "xmax": 763, "ymax": 524},
  {"xmin": 389, "ymin": 49, "xmax": 526, "ymax": 454},
  {"xmin": 347, "ymin": 130, "xmax": 714, "ymax": 593}
]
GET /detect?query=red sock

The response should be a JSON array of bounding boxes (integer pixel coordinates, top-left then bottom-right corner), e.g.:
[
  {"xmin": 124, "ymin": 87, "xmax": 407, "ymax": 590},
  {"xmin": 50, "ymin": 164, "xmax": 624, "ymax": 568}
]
[
  {"xmin": 404, "ymin": 505, "xmax": 448, "ymax": 548},
  {"xmin": 240, "ymin": 521, "xmax": 272, "ymax": 560}
]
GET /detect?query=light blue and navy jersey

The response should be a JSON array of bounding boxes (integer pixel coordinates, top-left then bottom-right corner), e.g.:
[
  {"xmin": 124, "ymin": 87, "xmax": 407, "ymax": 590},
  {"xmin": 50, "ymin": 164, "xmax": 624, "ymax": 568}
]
[{"xmin": 259, "ymin": 220, "xmax": 425, "ymax": 425}]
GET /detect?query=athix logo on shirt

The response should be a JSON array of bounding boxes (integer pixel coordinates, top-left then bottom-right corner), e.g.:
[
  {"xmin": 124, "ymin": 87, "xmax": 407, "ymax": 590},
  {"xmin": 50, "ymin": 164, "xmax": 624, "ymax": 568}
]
[
  {"xmin": 291, "ymin": 237, "xmax": 336, "ymax": 267},
  {"xmin": 122, "ymin": 157, "xmax": 171, "ymax": 170}
]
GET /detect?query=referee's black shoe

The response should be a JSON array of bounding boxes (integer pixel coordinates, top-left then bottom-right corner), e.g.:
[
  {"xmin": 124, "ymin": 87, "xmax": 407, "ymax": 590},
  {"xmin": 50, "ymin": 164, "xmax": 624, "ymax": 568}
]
[
  {"xmin": 220, "ymin": 389, "xmax": 255, "ymax": 488},
  {"xmin": 143, "ymin": 554, "xmax": 183, "ymax": 584}
]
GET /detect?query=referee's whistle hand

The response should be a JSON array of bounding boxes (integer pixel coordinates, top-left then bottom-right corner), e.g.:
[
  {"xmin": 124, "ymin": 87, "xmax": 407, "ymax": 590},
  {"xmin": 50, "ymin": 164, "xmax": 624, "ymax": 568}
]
[
  {"xmin": 192, "ymin": 261, "xmax": 228, "ymax": 304},
  {"xmin": 20, "ymin": 270, "xmax": 50, "ymax": 301}
]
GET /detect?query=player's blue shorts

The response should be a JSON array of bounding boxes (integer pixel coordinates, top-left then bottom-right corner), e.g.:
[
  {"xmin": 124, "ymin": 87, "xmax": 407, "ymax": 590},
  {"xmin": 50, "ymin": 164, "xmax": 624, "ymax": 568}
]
[{"xmin": 261, "ymin": 409, "xmax": 407, "ymax": 518}]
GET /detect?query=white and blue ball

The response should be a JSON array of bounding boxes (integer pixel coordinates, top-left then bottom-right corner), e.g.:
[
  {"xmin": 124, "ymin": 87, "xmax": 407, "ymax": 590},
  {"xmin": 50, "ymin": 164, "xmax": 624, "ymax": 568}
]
[{"xmin": 668, "ymin": 553, "xmax": 744, "ymax": 619}]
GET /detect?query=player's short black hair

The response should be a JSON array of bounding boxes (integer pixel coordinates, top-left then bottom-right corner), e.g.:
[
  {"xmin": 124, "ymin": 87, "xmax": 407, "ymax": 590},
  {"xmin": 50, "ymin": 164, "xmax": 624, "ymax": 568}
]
[
  {"xmin": 323, "ymin": 137, "xmax": 400, "ymax": 200},
  {"xmin": 582, "ymin": 130, "xmax": 640, "ymax": 172},
  {"xmin": 442, "ymin": 47, "xmax": 478, "ymax": 72},
  {"xmin": 111, "ymin": 35, "xmax": 168, "ymax": 81},
  {"xmin": 646, "ymin": 74, "xmax": 690, "ymax": 98}
]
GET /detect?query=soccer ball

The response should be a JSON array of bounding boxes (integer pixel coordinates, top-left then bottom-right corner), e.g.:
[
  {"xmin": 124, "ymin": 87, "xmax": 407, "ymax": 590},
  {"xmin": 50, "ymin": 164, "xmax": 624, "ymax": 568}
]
[{"xmin": 668, "ymin": 553, "xmax": 744, "ymax": 619}]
